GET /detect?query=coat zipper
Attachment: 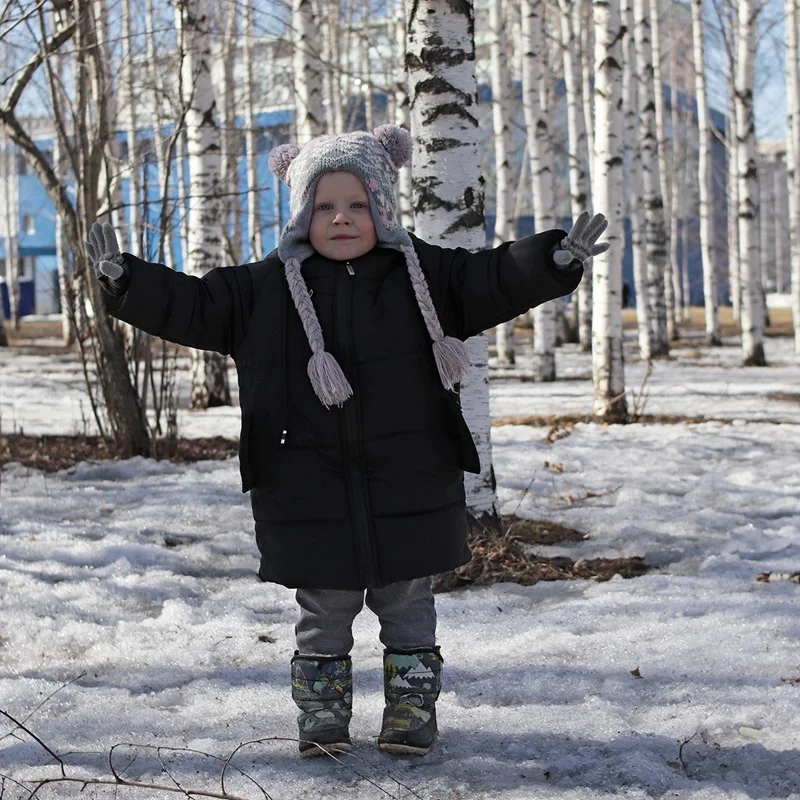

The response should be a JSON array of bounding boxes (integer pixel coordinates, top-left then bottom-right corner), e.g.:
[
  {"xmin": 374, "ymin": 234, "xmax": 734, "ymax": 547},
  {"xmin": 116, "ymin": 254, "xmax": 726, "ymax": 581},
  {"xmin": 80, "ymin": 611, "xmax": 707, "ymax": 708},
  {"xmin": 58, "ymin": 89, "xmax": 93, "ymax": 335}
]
[{"xmin": 336, "ymin": 262, "xmax": 378, "ymax": 586}]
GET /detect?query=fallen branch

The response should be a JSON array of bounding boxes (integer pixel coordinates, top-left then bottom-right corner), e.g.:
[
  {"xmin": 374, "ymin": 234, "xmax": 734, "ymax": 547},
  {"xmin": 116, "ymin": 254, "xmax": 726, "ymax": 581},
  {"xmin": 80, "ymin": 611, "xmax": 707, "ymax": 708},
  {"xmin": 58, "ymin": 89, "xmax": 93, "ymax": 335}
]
[{"xmin": 756, "ymin": 571, "xmax": 800, "ymax": 584}]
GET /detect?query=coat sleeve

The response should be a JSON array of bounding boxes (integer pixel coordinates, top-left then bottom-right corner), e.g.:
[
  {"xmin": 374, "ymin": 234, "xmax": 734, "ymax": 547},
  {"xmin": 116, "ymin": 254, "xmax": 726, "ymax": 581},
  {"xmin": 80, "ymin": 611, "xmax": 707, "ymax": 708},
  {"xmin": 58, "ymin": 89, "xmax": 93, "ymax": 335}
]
[
  {"xmin": 410, "ymin": 229, "xmax": 584, "ymax": 340},
  {"xmin": 102, "ymin": 252, "xmax": 267, "ymax": 356}
]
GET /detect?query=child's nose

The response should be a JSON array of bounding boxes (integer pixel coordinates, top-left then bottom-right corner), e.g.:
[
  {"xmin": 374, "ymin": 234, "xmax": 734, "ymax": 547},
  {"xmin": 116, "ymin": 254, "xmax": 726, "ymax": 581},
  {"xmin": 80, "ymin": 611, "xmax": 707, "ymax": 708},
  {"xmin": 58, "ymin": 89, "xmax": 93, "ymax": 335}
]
[{"xmin": 333, "ymin": 212, "xmax": 351, "ymax": 223}]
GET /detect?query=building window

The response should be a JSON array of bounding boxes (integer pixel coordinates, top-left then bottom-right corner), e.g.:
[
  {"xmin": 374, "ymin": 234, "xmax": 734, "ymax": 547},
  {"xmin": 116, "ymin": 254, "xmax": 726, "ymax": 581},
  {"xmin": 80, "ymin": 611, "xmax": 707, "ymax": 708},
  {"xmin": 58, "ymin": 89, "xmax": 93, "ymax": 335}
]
[{"xmin": 23, "ymin": 215, "xmax": 35, "ymax": 235}]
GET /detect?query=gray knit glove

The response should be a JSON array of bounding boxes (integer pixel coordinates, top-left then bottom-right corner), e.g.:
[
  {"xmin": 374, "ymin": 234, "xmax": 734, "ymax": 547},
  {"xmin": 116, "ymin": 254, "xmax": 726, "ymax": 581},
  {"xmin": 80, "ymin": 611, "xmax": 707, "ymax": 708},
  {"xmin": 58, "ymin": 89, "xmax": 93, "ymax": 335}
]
[
  {"xmin": 552, "ymin": 211, "xmax": 610, "ymax": 269},
  {"xmin": 86, "ymin": 222, "xmax": 130, "ymax": 296}
]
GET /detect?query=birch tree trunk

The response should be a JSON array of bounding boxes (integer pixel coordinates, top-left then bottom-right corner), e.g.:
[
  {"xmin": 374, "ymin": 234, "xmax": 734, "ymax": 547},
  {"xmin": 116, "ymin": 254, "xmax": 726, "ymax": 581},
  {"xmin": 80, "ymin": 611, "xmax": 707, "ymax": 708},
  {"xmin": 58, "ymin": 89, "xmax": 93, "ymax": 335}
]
[
  {"xmin": 361, "ymin": 0, "xmax": 375, "ymax": 131},
  {"xmin": 121, "ymin": 0, "xmax": 142, "ymax": 255},
  {"xmin": 176, "ymin": 0, "xmax": 232, "ymax": 407},
  {"xmin": 634, "ymin": 0, "xmax": 669, "ymax": 357},
  {"xmin": 559, "ymin": 0, "xmax": 592, "ymax": 351},
  {"xmin": 221, "ymin": 2, "xmax": 242, "ymax": 265},
  {"xmin": 691, "ymin": 0, "xmax": 721, "ymax": 344},
  {"xmin": 393, "ymin": 0, "xmax": 413, "ymax": 229},
  {"xmin": 735, "ymin": 0, "xmax": 766, "ymax": 365},
  {"xmin": 145, "ymin": 0, "xmax": 178, "ymax": 267},
  {"xmin": 522, "ymin": 0, "xmax": 557, "ymax": 380},
  {"xmin": 294, "ymin": 0, "xmax": 324, "ymax": 142},
  {"xmin": 581, "ymin": 0, "xmax": 595, "ymax": 191},
  {"xmin": 592, "ymin": 0, "xmax": 627, "ymax": 421},
  {"xmin": 0, "ymin": 130, "xmax": 20, "ymax": 329},
  {"xmin": 51, "ymin": 12, "xmax": 74, "ymax": 346},
  {"xmin": 669, "ymin": 43, "xmax": 685, "ymax": 321},
  {"xmin": 773, "ymin": 155, "xmax": 788, "ymax": 293},
  {"xmin": 243, "ymin": 0, "xmax": 264, "ymax": 262},
  {"xmin": 786, "ymin": 0, "xmax": 800, "ymax": 351},
  {"xmin": 405, "ymin": 0, "xmax": 502, "ymax": 535},
  {"xmin": 622, "ymin": 0, "xmax": 651, "ymax": 358},
  {"xmin": 650, "ymin": 0, "xmax": 678, "ymax": 339},
  {"xmin": 490, "ymin": 0, "xmax": 516, "ymax": 366}
]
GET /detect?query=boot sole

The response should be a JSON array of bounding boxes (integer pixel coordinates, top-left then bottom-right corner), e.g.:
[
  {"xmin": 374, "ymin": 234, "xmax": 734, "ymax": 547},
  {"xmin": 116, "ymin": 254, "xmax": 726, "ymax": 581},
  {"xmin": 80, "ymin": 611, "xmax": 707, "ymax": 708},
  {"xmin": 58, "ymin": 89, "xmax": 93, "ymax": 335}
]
[
  {"xmin": 300, "ymin": 741, "xmax": 352, "ymax": 758},
  {"xmin": 378, "ymin": 741, "xmax": 433, "ymax": 756}
]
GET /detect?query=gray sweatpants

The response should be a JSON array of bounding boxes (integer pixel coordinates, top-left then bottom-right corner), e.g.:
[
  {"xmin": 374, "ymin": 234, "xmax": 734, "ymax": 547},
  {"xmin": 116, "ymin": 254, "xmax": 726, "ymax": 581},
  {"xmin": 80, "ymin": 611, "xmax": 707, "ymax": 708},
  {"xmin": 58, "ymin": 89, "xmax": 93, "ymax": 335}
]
[{"xmin": 295, "ymin": 577, "xmax": 436, "ymax": 656}]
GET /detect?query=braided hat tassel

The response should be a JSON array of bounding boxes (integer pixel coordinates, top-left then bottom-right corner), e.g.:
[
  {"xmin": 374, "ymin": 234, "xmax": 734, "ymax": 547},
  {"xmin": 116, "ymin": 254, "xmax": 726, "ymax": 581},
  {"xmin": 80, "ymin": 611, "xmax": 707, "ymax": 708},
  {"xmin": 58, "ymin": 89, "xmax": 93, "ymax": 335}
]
[
  {"xmin": 284, "ymin": 258, "xmax": 353, "ymax": 408},
  {"xmin": 401, "ymin": 245, "xmax": 471, "ymax": 390}
]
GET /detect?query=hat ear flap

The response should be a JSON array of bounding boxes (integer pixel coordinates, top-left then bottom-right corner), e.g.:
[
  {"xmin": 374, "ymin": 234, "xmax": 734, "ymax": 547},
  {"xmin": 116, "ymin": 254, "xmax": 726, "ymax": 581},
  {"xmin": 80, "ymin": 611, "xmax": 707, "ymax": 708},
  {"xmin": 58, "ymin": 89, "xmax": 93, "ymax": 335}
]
[
  {"xmin": 373, "ymin": 124, "xmax": 412, "ymax": 169},
  {"xmin": 268, "ymin": 143, "xmax": 301, "ymax": 184}
]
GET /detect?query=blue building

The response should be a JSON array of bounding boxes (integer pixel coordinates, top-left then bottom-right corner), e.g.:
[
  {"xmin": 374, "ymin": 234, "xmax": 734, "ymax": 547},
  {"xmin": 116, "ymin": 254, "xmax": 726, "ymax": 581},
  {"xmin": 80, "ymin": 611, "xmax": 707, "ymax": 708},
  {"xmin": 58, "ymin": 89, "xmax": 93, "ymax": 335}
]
[{"xmin": 1, "ymin": 84, "xmax": 729, "ymax": 318}]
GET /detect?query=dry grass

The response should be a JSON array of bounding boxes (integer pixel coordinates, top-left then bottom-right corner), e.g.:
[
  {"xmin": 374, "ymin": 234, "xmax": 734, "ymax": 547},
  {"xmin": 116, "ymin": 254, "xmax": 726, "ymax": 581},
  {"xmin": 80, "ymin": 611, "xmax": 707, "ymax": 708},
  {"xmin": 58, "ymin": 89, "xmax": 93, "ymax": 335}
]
[
  {"xmin": 0, "ymin": 434, "xmax": 238, "ymax": 471},
  {"xmin": 621, "ymin": 306, "xmax": 794, "ymax": 338},
  {"xmin": 433, "ymin": 515, "xmax": 649, "ymax": 591}
]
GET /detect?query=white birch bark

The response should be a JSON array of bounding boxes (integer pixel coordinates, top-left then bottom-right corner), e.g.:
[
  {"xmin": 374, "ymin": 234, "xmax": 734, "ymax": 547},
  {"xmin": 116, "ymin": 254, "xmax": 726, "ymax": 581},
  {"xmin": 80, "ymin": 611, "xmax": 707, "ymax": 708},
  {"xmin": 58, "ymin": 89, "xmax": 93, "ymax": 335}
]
[
  {"xmin": 405, "ymin": 0, "xmax": 501, "ymax": 530},
  {"xmin": 592, "ymin": 0, "xmax": 627, "ymax": 420},
  {"xmin": 691, "ymin": 0, "xmax": 720, "ymax": 343},
  {"xmin": 559, "ymin": 0, "xmax": 592, "ymax": 351},
  {"xmin": 221, "ymin": 3, "xmax": 242, "ymax": 264},
  {"xmin": 176, "ymin": 0, "xmax": 232, "ymax": 407},
  {"xmin": 669, "ymin": 42, "xmax": 684, "ymax": 320},
  {"xmin": 735, "ymin": 0, "xmax": 766, "ymax": 365},
  {"xmin": 634, "ymin": 0, "xmax": 669, "ymax": 357},
  {"xmin": 650, "ymin": 0, "xmax": 677, "ymax": 339},
  {"xmin": 393, "ymin": 0, "xmax": 413, "ymax": 229},
  {"xmin": 0, "ymin": 130, "xmax": 20, "ymax": 328},
  {"xmin": 726, "ymin": 1, "xmax": 741, "ymax": 320},
  {"xmin": 759, "ymin": 163, "xmax": 775, "ymax": 291},
  {"xmin": 53, "ymin": 45, "xmax": 73, "ymax": 345},
  {"xmin": 622, "ymin": 0, "xmax": 651, "ymax": 358},
  {"xmin": 293, "ymin": 0, "xmax": 324, "ymax": 143},
  {"xmin": 361, "ymin": 0, "xmax": 374, "ymax": 131},
  {"xmin": 522, "ymin": 0, "xmax": 557, "ymax": 380},
  {"xmin": 93, "ymin": 0, "xmax": 129, "ymax": 255},
  {"xmin": 0, "ymin": 43, "xmax": 20, "ymax": 328},
  {"xmin": 581, "ymin": 0, "xmax": 595, "ymax": 191},
  {"xmin": 786, "ymin": 0, "xmax": 800, "ymax": 351},
  {"xmin": 243, "ymin": 0, "xmax": 264, "ymax": 261},
  {"xmin": 773, "ymin": 155, "xmax": 788, "ymax": 293},
  {"xmin": 490, "ymin": 0, "xmax": 516, "ymax": 366},
  {"xmin": 121, "ymin": 0, "xmax": 142, "ymax": 256}
]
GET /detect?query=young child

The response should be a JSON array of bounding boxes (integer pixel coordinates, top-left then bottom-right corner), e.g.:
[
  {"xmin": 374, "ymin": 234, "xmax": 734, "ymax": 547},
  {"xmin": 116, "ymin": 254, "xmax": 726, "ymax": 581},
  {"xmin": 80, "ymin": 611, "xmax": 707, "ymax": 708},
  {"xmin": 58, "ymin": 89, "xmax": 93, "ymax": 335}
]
[{"xmin": 86, "ymin": 125, "xmax": 608, "ymax": 758}]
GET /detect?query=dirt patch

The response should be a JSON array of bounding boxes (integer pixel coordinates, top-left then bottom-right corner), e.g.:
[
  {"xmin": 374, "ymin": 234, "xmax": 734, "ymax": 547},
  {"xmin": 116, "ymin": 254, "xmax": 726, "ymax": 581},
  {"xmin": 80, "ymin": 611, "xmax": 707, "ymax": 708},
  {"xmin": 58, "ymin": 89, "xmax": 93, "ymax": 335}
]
[
  {"xmin": 0, "ymin": 434, "xmax": 238, "ymax": 472},
  {"xmin": 434, "ymin": 524, "xmax": 649, "ymax": 591},
  {"xmin": 492, "ymin": 413, "xmax": 732, "ymax": 428},
  {"xmin": 501, "ymin": 515, "xmax": 587, "ymax": 544},
  {"xmin": 768, "ymin": 393, "xmax": 800, "ymax": 405}
]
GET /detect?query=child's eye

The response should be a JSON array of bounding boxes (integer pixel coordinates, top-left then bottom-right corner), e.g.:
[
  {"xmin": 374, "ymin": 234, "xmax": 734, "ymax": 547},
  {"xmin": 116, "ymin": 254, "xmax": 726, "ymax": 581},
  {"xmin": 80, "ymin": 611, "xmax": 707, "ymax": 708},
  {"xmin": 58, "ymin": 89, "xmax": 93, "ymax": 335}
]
[
  {"xmin": 352, "ymin": 202, "xmax": 367, "ymax": 208},
  {"xmin": 317, "ymin": 203, "xmax": 333, "ymax": 211}
]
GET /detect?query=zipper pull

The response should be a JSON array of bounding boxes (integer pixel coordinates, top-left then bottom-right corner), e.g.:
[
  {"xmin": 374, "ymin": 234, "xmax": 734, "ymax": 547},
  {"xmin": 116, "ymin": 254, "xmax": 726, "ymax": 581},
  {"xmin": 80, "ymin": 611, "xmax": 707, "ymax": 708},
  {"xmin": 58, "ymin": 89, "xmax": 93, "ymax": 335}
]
[{"xmin": 346, "ymin": 261, "xmax": 355, "ymax": 276}]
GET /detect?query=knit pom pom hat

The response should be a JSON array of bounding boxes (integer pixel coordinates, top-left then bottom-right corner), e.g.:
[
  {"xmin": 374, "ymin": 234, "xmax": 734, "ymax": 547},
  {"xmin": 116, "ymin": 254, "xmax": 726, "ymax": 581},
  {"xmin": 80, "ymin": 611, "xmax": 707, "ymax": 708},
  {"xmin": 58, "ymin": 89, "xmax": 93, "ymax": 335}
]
[{"xmin": 268, "ymin": 125, "xmax": 470, "ymax": 408}]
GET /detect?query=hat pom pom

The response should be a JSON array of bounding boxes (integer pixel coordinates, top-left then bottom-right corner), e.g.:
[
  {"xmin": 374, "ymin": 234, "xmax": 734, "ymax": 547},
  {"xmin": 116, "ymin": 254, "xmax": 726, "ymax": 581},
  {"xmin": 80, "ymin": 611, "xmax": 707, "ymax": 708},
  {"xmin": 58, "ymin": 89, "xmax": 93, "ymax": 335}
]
[
  {"xmin": 268, "ymin": 143, "xmax": 301, "ymax": 183},
  {"xmin": 373, "ymin": 125, "xmax": 412, "ymax": 169}
]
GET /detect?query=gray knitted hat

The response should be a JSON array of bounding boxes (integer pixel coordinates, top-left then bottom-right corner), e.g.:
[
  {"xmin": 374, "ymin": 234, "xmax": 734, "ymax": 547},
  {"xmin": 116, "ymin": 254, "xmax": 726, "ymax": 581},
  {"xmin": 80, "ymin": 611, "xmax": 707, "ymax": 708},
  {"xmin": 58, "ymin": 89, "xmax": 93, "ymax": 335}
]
[{"xmin": 268, "ymin": 125, "xmax": 470, "ymax": 409}]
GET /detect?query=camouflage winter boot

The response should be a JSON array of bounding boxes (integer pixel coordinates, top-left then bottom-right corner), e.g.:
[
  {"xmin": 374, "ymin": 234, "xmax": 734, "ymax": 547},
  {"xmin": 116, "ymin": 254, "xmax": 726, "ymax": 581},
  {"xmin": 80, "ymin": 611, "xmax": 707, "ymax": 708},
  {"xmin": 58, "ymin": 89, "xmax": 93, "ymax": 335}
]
[
  {"xmin": 377, "ymin": 647, "xmax": 442, "ymax": 756},
  {"xmin": 290, "ymin": 653, "xmax": 353, "ymax": 757}
]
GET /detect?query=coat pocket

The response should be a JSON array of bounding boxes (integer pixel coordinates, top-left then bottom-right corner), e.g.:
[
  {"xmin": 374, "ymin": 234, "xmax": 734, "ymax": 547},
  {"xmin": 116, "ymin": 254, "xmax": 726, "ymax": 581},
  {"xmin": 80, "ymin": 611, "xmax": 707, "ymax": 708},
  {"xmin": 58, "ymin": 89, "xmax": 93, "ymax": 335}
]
[
  {"xmin": 239, "ymin": 412, "xmax": 255, "ymax": 493},
  {"xmin": 443, "ymin": 391, "xmax": 481, "ymax": 474}
]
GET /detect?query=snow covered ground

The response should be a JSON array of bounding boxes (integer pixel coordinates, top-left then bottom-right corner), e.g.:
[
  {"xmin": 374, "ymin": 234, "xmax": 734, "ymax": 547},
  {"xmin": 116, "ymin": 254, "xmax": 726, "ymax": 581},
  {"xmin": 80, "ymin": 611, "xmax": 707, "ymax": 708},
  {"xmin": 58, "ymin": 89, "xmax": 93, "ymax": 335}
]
[{"xmin": 1, "ymin": 330, "xmax": 799, "ymax": 799}]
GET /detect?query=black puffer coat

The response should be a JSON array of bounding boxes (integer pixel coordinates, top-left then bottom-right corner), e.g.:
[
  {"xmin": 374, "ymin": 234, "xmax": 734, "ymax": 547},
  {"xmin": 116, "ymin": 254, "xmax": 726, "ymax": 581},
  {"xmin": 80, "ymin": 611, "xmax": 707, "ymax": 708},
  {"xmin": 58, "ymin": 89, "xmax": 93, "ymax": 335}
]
[{"xmin": 106, "ymin": 230, "xmax": 582, "ymax": 590}]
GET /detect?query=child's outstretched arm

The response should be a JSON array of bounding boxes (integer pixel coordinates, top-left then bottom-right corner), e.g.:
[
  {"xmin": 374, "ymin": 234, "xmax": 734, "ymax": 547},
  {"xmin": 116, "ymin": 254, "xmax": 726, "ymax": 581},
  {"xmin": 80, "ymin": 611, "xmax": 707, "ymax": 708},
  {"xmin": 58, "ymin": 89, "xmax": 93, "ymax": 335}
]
[
  {"xmin": 411, "ymin": 212, "xmax": 608, "ymax": 340},
  {"xmin": 86, "ymin": 221, "xmax": 263, "ymax": 356}
]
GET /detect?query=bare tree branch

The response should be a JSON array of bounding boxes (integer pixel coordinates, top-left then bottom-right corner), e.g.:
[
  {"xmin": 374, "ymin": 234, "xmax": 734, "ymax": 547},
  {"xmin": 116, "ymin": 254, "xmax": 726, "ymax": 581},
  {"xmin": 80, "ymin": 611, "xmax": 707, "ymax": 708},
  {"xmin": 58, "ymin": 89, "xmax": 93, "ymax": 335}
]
[{"xmin": 0, "ymin": 18, "xmax": 75, "ymax": 110}]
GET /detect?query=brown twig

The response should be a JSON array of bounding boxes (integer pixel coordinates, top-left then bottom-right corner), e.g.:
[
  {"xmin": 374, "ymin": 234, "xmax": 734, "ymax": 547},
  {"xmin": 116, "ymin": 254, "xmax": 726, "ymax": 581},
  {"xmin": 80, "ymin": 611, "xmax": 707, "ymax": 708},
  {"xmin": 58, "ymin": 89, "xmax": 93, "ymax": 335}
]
[
  {"xmin": 23, "ymin": 775, "xmax": 252, "ymax": 799},
  {"xmin": 0, "ymin": 710, "xmax": 65, "ymax": 777}
]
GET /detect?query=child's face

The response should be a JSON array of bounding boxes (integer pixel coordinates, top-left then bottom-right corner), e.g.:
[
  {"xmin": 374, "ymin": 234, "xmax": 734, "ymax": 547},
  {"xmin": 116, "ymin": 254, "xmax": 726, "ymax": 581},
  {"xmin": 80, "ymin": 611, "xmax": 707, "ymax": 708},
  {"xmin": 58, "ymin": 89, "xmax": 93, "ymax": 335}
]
[{"xmin": 309, "ymin": 171, "xmax": 378, "ymax": 261}]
